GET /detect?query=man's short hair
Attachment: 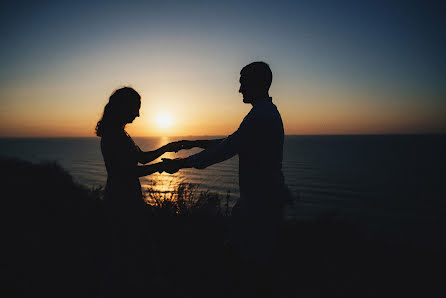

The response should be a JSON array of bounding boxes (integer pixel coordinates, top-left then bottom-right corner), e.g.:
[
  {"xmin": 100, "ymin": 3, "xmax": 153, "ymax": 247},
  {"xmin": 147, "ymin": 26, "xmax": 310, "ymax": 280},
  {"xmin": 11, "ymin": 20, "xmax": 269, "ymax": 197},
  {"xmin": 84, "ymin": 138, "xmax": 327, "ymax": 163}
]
[{"xmin": 240, "ymin": 61, "xmax": 273, "ymax": 91}]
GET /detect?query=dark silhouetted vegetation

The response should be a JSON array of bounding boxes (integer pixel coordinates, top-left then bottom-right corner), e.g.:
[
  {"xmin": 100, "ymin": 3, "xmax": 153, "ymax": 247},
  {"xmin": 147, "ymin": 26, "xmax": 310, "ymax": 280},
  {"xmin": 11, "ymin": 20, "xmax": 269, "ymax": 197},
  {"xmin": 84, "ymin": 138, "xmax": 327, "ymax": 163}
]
[{"xmin": 1, "ymin": 158, "xmax": 445, "ymax": 297}]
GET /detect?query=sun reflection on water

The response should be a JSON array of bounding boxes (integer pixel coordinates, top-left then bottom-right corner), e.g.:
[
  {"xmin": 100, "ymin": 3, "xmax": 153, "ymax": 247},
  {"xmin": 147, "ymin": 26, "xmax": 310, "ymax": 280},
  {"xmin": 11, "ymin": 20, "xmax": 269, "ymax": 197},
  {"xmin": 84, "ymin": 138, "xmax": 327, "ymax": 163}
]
[{"xmin": 140, "ymin": 172, "xmax": 186, "ymax": 195}]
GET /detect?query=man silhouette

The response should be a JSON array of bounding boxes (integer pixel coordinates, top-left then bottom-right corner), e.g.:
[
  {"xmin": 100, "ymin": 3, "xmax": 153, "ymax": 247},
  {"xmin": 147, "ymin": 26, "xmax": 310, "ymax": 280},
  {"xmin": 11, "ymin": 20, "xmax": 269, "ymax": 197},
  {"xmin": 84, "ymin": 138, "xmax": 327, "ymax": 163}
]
[{"xmin": 163, "ymin": 61, "xmax": 289, "ymax": 264}]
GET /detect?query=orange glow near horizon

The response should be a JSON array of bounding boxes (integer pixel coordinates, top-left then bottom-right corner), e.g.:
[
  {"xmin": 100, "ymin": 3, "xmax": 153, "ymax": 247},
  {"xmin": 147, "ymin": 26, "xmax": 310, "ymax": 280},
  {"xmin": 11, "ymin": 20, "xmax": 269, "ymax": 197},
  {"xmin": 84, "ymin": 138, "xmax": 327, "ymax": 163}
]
[
  {"xmin": 1, "ymin": 60, "xmax": 445, "ymax": 138},
  {"xmin": 1, "ymin": 89, "xmax": 445, "ymax": 138}
]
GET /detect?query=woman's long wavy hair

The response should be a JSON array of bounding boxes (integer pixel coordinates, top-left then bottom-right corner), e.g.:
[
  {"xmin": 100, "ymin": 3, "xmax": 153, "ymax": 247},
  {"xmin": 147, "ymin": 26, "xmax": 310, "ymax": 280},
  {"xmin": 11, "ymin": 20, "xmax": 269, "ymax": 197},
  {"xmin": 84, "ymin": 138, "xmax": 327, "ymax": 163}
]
[{"xmin": 95, "ymin": 87, "xmax": 141, "ymax": 137}]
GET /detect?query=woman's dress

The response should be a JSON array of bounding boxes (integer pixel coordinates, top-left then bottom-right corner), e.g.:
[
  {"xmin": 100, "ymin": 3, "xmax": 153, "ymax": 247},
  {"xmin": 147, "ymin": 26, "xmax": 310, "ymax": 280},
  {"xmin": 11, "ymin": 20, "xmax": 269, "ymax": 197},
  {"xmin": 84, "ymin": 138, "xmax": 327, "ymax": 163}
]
[
  {"xmin": 101, "ymin": 129, "xmax": 144, "ymax": 210},
  {"xmin": 100, "ymin": 129, "xmax": 149, "ymax": 291}
]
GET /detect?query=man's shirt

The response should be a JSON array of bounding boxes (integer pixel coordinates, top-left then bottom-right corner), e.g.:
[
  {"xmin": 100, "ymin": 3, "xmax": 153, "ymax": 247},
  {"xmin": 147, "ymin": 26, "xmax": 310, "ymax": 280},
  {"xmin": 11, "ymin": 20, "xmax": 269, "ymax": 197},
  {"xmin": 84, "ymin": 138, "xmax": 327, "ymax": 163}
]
[{"xmin": 186, "ymin": 97, "xmax": 286, "ymax": 205}]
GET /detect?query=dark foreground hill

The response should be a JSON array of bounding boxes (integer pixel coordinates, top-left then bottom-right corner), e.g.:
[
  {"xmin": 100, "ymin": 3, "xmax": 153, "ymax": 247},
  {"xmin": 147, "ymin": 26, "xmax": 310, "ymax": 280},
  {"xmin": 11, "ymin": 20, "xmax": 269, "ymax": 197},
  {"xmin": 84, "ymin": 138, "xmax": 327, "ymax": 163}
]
[{"xmin": 0, "ymin": 158, "xmax": 445, "ymax": 297}]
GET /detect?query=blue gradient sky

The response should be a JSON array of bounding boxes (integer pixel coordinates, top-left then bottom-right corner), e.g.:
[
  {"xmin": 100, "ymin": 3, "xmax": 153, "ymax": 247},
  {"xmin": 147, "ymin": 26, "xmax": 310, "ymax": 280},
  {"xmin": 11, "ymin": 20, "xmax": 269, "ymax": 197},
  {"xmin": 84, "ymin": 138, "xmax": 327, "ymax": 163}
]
[{"xmin": 1, "ymin": 0, "xmax": 445, "ymax": 136}]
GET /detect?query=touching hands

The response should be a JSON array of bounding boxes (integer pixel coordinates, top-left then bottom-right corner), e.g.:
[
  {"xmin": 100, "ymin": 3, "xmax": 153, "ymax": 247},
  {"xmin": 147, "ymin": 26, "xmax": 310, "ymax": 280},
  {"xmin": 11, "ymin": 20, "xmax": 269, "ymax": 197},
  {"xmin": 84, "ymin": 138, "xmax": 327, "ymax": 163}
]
[
  {"xmin": 157, "ymin": 140, "xmax": 197, "ymax": 174},
  {"xmin": 163, "ymin": 140, "xmax": 196, "ymax": 153},
  {"xmin": 160, "ymin": 158, "xmax": 186, "ymax": 174}
]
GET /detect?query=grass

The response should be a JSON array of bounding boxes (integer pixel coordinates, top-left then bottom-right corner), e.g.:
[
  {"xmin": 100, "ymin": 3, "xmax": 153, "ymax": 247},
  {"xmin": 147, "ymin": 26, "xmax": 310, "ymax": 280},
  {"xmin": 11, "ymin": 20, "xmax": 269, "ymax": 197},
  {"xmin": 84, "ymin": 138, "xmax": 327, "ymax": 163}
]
[
  {"xmin": 1, "ymin": 158, "xmax": 445, "ymax": 297},
  {"xmin": 144, "ymin": 180, "xmax": 229, "ymax": 216}
]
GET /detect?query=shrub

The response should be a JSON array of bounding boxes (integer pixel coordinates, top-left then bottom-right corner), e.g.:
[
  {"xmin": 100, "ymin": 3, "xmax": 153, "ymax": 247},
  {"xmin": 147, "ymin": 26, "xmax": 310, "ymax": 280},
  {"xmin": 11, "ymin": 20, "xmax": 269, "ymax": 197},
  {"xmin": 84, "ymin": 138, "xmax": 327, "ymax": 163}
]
[{"xmin": 144, "ymin": 180, "xmax": 226, "ymax": 216}]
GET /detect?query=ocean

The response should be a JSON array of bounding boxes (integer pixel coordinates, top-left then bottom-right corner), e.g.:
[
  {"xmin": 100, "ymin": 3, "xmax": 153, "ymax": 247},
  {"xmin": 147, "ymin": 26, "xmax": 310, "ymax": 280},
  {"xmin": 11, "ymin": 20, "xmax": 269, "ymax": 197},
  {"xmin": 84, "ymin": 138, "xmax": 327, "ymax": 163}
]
[{"xmin": 1, "ymin": 135, "xmax": 445, "ymax": 240}]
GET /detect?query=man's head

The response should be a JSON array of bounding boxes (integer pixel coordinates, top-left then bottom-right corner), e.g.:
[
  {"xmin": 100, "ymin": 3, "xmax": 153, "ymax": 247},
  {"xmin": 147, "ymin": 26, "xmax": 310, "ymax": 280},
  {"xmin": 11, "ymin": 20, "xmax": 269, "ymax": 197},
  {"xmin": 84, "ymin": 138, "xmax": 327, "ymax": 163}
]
[{"xmin": 239, "ymin": 61, "xmax": 272, "ymax": 104}]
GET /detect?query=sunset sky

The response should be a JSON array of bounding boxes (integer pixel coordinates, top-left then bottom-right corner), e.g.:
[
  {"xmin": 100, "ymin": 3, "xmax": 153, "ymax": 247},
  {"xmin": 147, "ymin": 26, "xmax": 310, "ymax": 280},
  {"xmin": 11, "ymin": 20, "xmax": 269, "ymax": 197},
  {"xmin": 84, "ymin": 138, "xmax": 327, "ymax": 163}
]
[{"xmin": 1, "ymin": 0, "xmax": 445, "ymax": 137}]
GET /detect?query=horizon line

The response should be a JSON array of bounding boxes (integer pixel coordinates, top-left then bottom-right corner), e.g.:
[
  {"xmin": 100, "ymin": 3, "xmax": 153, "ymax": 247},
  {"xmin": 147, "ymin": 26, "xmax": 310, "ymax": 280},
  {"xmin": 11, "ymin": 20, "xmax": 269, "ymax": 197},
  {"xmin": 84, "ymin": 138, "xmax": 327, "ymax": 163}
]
[{"xmin": 1, "ymin": 132, "xmax": 445, "ymax": 139}]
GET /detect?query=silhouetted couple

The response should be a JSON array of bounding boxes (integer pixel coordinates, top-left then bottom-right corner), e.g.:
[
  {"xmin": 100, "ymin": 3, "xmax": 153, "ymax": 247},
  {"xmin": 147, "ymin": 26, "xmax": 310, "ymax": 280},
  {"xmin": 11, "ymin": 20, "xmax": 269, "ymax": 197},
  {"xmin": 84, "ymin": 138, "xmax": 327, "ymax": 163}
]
[{"xmin": 96, "ymin": 61, "xmax": 289, "ymax": 296}]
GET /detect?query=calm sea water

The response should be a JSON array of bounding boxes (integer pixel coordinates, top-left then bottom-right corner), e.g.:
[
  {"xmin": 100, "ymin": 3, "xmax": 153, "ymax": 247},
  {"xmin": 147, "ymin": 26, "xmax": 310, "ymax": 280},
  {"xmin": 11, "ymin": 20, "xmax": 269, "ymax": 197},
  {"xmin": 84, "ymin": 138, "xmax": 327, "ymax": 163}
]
[{"xmin": 1, "ymin": 135, "xmax": 445, "ymax": 239}]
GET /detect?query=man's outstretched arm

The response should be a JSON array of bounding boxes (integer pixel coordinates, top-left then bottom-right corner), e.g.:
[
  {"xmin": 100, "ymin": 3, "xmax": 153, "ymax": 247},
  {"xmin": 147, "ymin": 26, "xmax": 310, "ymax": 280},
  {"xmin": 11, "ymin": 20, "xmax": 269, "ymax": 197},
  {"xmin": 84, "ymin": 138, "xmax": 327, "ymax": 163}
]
[
  {"xmin": 161, "ymin": 111, "xmax": 258, "ymax": 172},
  {"xmin": 185, "ymin": 130, "xmax": 244, "ymax": 169},
  {"xmin": 191, "ymin": 138, "xmax": 225, "ymax": 150},
  {"xmin": 161, "ymin": 132, "xmax": 241, "ymax": 172}
]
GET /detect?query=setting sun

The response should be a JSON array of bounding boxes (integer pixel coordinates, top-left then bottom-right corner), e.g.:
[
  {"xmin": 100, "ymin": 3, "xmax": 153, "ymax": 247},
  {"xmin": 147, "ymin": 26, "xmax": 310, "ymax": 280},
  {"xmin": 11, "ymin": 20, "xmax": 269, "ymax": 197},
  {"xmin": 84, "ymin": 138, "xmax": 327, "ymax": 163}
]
[{"xmin": 155, "ymin": 113, "xmax": 174, "ymax": 128}]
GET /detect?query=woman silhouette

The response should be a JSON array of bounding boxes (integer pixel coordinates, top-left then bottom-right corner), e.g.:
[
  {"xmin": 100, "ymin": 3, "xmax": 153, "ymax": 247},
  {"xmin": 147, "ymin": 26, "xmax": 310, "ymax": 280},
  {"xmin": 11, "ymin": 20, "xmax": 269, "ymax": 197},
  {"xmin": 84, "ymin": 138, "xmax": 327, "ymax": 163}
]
[
  {"xmin": 95, "ymin": 87, "xmax": 186, "ymax": 294},
  {"xmin": 96, "ymin": 87, "xmax": 188, "ymax": 206}
]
